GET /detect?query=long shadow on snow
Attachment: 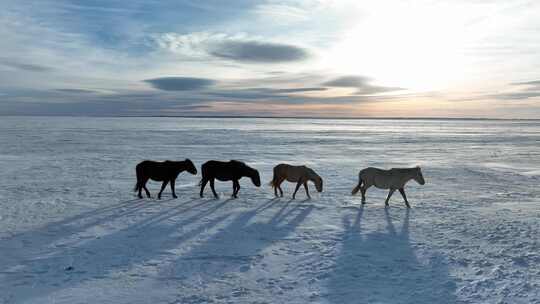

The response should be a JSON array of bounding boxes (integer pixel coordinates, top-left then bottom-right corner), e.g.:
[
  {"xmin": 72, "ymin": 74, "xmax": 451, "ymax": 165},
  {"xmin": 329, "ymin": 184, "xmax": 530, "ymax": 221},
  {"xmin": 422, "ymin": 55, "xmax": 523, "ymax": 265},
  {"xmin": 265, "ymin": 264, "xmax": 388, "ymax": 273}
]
[
  {"xmin": 160, "ymin": 198, "xmax": 313, "ymax": 281},
  {"xmin": 0, "ymin": 196, "xmax": 232, "ymax": 302},
  {"xmin": 324, "ymin": 207, "xmax": 459, "ymax": 304}
]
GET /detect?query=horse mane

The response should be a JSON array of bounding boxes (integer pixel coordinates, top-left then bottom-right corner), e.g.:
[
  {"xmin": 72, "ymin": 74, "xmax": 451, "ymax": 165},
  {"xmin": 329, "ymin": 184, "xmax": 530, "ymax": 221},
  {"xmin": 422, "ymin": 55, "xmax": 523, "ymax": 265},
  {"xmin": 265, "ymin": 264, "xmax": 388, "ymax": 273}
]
[
  {"xmin": 306, "ymin": 167, "xmax": 319, "ymax": 179},
  {"xmin": 230, "ymin": 160, "xmax": 246, "ymax": 166},
  {"xmin": 391, "ymin": 167, "xmax": 418, "ymax": 172}
]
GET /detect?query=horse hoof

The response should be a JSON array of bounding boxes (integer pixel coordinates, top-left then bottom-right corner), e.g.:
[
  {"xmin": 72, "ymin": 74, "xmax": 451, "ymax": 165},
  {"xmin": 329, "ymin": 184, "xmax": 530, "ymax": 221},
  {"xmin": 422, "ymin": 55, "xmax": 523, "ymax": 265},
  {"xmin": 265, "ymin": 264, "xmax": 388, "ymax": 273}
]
[{"xmin": 173, "ymin": 195, "xmax": 178, "ymax": 199}]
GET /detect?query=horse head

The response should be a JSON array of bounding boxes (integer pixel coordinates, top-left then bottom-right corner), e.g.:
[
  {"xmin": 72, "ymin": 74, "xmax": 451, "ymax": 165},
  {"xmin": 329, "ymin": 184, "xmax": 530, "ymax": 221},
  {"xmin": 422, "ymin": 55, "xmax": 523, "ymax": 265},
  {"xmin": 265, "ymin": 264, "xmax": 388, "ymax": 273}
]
[
  {"xmin": 314, "ymin": 175, "xmax": 323, "ymax": 192},
  {"xmin": 185, "ymin": 159, "xmax": 198, "ymax": 175},
  {"xmin": 414, "ymin": 166, "xmax": 425, "ymax": 185},
  {"xmin": 307, "ymin": 168, "xmax": 323, "ymax": 192},
  {"xmin": 247, "ymin": 167, "xmax": 261, "ymax": 187}
]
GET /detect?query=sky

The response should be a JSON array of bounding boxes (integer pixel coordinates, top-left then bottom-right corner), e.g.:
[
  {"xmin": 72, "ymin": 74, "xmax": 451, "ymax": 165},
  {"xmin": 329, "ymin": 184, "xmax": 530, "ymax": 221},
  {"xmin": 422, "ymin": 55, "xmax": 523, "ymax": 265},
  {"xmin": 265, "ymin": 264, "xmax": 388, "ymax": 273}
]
[{"xmin": 1, "ymin": 0, "xmax": 540, "ymax": 118}]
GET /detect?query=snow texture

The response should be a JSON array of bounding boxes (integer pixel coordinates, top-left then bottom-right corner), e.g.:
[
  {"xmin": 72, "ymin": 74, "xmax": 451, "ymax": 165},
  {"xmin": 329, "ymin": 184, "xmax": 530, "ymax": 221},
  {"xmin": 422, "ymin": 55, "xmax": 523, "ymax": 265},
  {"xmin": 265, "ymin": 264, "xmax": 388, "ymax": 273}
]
[{"xmin": 0, "ymin": 117, "xmax": 539, "ymax": 304}]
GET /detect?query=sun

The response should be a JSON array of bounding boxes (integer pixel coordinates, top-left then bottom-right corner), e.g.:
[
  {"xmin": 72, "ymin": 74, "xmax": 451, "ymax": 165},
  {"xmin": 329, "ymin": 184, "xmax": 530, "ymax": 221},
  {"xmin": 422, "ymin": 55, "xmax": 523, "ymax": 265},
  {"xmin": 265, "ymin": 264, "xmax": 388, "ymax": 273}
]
[{"xmin": 321, "ymin": 2, "xmax": 471, "ymax": 92}]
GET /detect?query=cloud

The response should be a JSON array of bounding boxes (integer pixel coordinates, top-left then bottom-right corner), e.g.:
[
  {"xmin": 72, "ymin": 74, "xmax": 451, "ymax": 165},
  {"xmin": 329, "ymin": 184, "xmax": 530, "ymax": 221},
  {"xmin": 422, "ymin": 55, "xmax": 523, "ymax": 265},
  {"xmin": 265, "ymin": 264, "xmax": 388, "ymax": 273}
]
[
  {"xmin": 144, "ymin": 77, "xmax": 216, "ymax": 91},
  {"xmin": 55, "ymin": 88, "xmax": 100, "ymax": 94},
  {"xmin": 489, "ymin": 92, "xmax": 540, "ymax": 100},
  {"xmin": 154, "ymin": 32, "xmax": 309, "ymax": 63},
  {"xmin": 0, "ymin": 58, "xmax": 52, "ymax": 72},
  {"xmin": 512, "ymin": 80, "xmax": 540, "ymax": 86},
  {"xmin": 323, "ymin": 76, "xmax": 404, "ymax": 95},
  {"xmin": 511, "ymin": 80, "xmax": 540, "ymax": 91},
  {"xmin": 271, "ymin": 87, "xmax": 327, "ymax": 93},
  {"xmin": 205, "ymin": 87, "xmax": 327, "ymax": 100},
  {"xmin": 488, "ymin": 80, "xmax": 540, "ymax": 100},
  {"xmin": 209, "ymin": 40, "xmax": 309, "ymax": 63},
  {"xmin": 323, "ymin": 76, "xmax": 371, "ymax": 87}
]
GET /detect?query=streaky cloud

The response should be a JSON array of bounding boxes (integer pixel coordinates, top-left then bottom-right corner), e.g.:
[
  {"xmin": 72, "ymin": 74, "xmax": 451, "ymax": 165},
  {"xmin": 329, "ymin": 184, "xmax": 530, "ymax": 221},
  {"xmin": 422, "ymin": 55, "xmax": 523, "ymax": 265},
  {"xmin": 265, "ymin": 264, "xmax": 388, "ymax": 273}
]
[
  {"xmin": 144, "ymin": 77, "xmax": 216, "ymax": 91},
  {"xmin": 323, "ymin": 76, "xmax": 404, "ymax": 95},
  {"xmin": 55, "ymin": 89, "xmax": 100, "ymax": 94},
  {"xmin": 489, "ymin": 92, "xmax": 540, "ymax": 100},
  {"xmin": 511, "ymin": 80, "xmax": 540, "ymax": 86},
  {"xmin": 0, "ymin": 58, "xmax": 52, "ymax": 72},
  {"xmin": 272, "ymin": 87, "xmax": 327, "ymax": 93},
  {"xmin": 323, "ymin": 76, "xmax": 371, "ymax": 87},
  {"xmin": 487, "ymin": 80, "xmax": 540, "ymax": 100}
]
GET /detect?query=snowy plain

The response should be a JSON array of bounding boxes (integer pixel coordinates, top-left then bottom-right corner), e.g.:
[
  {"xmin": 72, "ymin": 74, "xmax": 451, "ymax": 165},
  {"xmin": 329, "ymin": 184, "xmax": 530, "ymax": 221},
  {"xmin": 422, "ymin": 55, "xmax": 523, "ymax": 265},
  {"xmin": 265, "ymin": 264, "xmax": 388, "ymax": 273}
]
[{"xmin": 0, "ymin": 117, "xmax": 539, "ymax": 304}]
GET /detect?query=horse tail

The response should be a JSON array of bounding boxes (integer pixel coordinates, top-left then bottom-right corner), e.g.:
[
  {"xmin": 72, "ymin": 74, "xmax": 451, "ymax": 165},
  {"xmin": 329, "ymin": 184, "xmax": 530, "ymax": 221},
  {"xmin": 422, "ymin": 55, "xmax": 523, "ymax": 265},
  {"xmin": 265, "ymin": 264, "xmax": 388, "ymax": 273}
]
[
  {"xmin": 351, "ymin": 178, "xmax": 363, "ymax": 195},
  {"xmin": 269, "ymin": 173, "xmax": 278, "ymax": 187},
  {"xmin": 133, "ymin": 182, "xmax": 138, "ymax": 192}
]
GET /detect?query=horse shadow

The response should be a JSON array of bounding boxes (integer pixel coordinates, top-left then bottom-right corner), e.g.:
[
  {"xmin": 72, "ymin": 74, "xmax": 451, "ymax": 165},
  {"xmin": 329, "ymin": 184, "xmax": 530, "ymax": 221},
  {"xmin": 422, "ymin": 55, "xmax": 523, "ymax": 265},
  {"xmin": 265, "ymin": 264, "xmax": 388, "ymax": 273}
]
[
  {"xmin": 324, "ymin": 207, "xmax": 459, "ymax": 304},
  {"xmin": 0, "ymin": 196, "xmax": 232, "ymax": 303},
  {"xmin": 160, "ymin": 198, "xmax": 313, "ymax": 282}
]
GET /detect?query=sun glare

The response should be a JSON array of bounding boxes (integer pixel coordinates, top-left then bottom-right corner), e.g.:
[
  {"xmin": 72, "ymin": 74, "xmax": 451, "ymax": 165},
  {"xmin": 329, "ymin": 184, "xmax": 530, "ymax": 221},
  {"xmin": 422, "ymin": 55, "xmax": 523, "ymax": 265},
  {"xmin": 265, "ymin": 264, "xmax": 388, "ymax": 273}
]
[{"xmin": 323, "ymin": 3, "xmax": 471, "ymax": 92}]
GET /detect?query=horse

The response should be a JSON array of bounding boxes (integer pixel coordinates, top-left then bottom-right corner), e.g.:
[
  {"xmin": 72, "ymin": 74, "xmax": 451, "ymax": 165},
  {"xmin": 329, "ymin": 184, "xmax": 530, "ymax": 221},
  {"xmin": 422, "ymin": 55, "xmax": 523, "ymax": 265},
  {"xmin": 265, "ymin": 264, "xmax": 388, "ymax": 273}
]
[
  {"xmin": 351, "ymin": 166, "xmax": 425, "ymax": 208},
  {"xmin": 199, "ymin": 160, "xmax": 261, "ymax": 198},
  {"xmin": 134, "ymin": 159, "xmax": 197, "ymax": 199},
  {"xmin": 270, "ymin": 163, "xmax": 323, "ymax": 199}
]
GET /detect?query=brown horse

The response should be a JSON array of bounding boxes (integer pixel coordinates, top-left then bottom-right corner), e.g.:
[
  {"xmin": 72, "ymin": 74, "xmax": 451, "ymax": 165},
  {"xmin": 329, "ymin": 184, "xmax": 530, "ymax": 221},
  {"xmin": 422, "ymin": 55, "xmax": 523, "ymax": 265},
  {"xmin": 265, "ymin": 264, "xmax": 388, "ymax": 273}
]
[
  {"xmin": 199, "ymin": 160, "xmax": 261, "ymax": 198},
  {"xmin": 270, "ymin": 163, "xmax": 323, "ymax": 199},
  {"xmin": 134, "ymin": 159, "xmax": 197, "ymax": 199},
  {"xmin": 351, "ymin": 166, "xmax": 425, "ymax": 208}
]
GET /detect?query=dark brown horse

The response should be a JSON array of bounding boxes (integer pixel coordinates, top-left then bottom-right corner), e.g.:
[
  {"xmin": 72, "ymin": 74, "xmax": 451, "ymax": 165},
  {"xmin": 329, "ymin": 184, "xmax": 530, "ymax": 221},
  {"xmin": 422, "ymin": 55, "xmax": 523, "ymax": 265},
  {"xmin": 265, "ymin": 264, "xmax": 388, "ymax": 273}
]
[
  {"xmin": 134, "ymin": 159, "xmax": 197, "ymax": 199},
  {"xmin": 199, "ymin": 160, "xmax": 261, "ymax": 198}
]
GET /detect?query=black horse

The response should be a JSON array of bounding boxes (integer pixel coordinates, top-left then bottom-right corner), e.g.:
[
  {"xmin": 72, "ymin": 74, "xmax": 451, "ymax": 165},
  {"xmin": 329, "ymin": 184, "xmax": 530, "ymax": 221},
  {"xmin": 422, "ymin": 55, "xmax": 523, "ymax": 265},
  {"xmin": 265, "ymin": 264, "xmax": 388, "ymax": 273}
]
[
  {"xmin": 199, "ymin": 160, "xmax": 261, "ymax": 198},
  {"xmin": 134, "ymin": 159, "xmax": 197, "ymax": 199}
]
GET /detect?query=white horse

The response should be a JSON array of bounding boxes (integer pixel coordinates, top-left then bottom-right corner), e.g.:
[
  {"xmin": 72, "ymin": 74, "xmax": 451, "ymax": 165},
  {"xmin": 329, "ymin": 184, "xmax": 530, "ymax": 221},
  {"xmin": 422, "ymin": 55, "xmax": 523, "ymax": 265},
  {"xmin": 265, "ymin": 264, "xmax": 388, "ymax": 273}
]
[
  {"xmin": 270, "ymin": 163, "xmax": 323, "ymax": 199},
  {"xmin": 352, "ymin": 166, "xmax": 425, "ymax": 208}
]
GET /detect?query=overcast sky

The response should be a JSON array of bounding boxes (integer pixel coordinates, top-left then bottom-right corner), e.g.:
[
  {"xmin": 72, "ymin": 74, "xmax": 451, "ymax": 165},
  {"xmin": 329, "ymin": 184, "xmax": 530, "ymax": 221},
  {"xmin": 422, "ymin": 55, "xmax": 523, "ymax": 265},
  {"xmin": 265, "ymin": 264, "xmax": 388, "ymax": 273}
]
[{"xmin": 1, "ymin": 0, "xmax": 540, "ymax": 118}]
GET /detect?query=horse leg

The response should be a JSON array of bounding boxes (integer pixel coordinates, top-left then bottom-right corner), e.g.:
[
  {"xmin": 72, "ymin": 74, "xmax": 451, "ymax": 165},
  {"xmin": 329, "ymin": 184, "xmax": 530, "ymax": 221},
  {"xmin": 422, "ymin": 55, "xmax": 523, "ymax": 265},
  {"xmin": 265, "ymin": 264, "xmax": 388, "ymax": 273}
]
[
  {"xmin": 142, "ymin": 178, "xmax": 151, "ymax": 198},
  {"xmin": 137, "ymin": 180, "xmax": 143, "ymax": 199},
  {"xmin": 399, "ymin": 188, "xmax": 410, "ymax": 208},
  {"xmin": 360, "ymin": 182, "xmax": 372, "ymax": 203},
  {"xmin": 232, "ymin": 179, "xmax": 240, "ymax": 198},
  {"xmin": 200, "ymin": 178, "xmax": 208, "ymax": 198},
  {"xmin": 272, "ymin": 177, "xmax": 280, "ymax": 197},
  {"xmin": 385, "ymin": 188, "xmax": 396, "ymax": 206},
  {"xmin": 303, "ymin": 182, "xmax": 311, "ymax": 199},
  {"xmin": 170, "ymin": 179, "xmax": 177, "ymax": 199},
  {"xmin": 277, "ymin": 178, "xmax": 285, "ymax": 197},
  {"xmin": 158, "ymin": 180, "xmax": 169, "ymax": 200},
  {"xmin": 210, "ymin": 179, "xmax": 218, "ymax": 198},
  {"xmin": 360, "ymin": 185, "xmax": 367, "ymax": 203},
  {"xmin": 292, "ymin": 180, "xmax": 303, "ymax": 199}
]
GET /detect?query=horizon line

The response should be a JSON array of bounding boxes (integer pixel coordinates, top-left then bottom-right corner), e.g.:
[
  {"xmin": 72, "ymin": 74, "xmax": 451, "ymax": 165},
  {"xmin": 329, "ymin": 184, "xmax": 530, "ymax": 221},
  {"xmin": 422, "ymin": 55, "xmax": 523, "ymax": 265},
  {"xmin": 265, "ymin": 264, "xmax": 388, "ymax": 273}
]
[{"xmin": 1, "ymin": 114, "xmax": 539, "ymax": 121}]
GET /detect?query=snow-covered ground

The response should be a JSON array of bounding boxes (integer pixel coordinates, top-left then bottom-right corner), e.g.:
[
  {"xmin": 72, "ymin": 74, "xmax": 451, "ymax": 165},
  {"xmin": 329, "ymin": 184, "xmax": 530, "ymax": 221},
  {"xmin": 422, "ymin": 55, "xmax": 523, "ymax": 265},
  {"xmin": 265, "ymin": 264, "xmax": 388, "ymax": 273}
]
[{"xmin": 0, "ymin": 117, "xmax": 539, "ymax": 304}]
